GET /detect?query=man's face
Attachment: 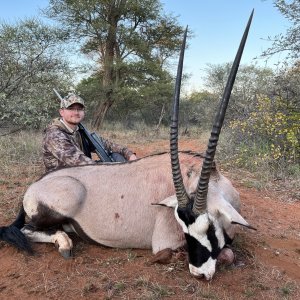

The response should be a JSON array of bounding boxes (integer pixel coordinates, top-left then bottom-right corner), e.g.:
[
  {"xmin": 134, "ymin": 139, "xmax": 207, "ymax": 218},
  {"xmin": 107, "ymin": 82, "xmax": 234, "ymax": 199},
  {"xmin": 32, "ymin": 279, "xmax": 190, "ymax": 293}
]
[{"xmin": 59, "ymin": 103, "xmax": 85, "ymax": 127}]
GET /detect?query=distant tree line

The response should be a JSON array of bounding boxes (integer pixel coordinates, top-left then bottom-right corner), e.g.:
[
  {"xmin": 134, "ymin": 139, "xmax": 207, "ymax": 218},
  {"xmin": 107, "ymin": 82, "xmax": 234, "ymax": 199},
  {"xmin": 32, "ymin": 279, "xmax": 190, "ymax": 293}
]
[{"xmin": 0, "ymin": 0, "xmax": 299, "ymax": 168}]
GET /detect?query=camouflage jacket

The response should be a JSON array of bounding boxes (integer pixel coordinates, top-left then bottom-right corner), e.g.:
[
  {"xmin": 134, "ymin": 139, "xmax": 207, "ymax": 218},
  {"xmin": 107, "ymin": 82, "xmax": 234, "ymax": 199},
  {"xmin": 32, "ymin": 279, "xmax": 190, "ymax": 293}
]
[
  {"xmin": 43, "ymin": 118, "xmax": 95, "ymax": 172},
  {"xmin": 43, "ymin": 118, "xmax": 134, "ymax": 172}
]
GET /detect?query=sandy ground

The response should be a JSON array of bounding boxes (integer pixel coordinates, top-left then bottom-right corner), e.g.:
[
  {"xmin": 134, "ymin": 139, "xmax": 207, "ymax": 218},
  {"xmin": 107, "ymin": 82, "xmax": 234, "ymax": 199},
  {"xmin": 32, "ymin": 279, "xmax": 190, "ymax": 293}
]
[{"xmin": 0, "ymin": 139, "xmax": 299, "ymax": 299}]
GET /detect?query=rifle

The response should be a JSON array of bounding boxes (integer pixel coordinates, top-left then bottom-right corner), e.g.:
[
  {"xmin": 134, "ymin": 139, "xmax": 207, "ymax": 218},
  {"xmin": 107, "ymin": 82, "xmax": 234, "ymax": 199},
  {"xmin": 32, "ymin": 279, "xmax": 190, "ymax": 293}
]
[{"xmin": 53, "ymin": 88, "xmax": 114, "ymax": 162}]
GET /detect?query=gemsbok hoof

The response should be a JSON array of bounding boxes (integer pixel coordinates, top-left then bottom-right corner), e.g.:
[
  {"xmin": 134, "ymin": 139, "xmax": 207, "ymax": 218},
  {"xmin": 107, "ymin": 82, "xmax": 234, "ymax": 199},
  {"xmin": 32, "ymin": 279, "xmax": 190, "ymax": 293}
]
[{"xmin": 59, "ymin": 248, "xmax": 73, "ymax": 259}]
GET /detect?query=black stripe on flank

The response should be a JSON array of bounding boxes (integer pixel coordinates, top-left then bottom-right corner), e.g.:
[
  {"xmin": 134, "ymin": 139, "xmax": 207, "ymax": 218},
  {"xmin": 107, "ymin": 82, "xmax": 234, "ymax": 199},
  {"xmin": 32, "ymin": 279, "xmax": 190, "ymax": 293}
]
[
  {"xmin": 69, "ymin": 219, "xmax": 101, "ymax": 245},
  {"xmin": 30, "ymin": 203, "xmax": 100, "ymax": 245},
  {"xmin": 31, "ymin": 203, "xmax": 69, "ymax": 228}
]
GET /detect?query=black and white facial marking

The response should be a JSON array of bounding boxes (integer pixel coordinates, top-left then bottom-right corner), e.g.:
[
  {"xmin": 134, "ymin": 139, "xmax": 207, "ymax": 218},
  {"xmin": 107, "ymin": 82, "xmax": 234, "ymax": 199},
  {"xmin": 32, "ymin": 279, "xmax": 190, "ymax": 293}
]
[{"xmin": 175, "ymin": 202, "xmax": 226, "ymax": 280}]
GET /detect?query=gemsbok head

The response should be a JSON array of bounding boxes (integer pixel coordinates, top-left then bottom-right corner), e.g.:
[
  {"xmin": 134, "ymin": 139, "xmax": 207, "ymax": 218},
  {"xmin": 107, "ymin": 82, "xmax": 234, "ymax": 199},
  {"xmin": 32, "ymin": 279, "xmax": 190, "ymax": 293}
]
[{"xmin": 169, "ymin": 10, "xmax": 255, "ymax": 279}]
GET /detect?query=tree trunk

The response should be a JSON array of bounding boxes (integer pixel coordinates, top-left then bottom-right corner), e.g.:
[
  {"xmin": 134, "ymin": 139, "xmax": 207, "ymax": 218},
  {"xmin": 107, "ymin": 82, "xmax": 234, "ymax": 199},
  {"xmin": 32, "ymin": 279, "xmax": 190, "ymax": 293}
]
[
  {"xmin": 92, "ymin": 1, "xmax": 126, "ymax": 129},
  {"xmin": 155, "ymin": 103, "xmax": 165, "ymax": 132},
  {"xmin": 92, "ymin": 95, "xmax": 114, "ymax": 129}
]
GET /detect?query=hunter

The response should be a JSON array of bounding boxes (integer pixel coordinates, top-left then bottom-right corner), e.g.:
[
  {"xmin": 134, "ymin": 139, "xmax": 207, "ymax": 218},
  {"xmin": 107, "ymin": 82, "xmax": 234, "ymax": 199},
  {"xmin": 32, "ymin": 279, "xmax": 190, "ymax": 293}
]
[{"xmin": 43, "ymin": 93, "xmax": 137, "ymax": 172}]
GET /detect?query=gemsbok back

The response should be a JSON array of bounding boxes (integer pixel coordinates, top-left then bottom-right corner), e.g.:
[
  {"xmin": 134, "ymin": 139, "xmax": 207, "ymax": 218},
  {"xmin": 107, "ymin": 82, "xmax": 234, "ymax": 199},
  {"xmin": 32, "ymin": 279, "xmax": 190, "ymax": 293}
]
[{"xmin": 0, "ymin": 11, "xmax": 255, "ymax": 280}]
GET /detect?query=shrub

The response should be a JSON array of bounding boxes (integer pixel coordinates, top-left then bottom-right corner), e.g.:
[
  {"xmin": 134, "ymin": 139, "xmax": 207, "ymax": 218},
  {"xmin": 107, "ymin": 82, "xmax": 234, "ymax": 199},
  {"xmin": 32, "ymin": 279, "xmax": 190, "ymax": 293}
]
[{"xmin": 219, "ymin": 94, "xmax": 299, "ymax": 181}]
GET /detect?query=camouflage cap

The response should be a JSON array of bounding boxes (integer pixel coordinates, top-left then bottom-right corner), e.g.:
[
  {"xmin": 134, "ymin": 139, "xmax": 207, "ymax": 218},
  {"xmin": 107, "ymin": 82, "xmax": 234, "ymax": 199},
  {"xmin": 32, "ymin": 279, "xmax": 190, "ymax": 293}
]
[{"xmin": 60, "ymin": 93, "xmax": 85, "ymax": 108}]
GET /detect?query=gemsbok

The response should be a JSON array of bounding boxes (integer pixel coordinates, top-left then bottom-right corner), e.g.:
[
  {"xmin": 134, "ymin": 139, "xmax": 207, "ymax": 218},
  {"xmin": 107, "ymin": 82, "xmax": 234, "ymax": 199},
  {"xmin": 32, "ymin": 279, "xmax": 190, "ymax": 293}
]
[{"xmin": 0, "ymin": 11, "xmax": 255, "ymax": 280}]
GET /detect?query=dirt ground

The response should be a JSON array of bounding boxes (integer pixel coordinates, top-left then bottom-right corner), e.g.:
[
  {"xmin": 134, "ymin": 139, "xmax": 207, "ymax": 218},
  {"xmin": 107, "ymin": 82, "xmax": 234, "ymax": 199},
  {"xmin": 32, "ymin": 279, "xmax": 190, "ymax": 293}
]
[{"xmin": 0, "ymin": 139, "xmax": 299, "ymax": 300}]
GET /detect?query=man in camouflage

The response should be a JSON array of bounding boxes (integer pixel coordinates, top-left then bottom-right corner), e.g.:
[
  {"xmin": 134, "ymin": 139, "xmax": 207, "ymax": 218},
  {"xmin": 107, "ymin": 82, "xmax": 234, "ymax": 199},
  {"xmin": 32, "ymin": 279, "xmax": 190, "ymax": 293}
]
[{"xmin": 43, "ymin": 93, "xmax": 137, "ymax": 172}]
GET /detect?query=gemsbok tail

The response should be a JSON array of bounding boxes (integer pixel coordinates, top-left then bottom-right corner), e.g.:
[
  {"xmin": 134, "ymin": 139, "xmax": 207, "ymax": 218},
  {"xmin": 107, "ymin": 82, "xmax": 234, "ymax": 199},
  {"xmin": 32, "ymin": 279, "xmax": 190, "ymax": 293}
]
[{"xmin": 0, "ymin": 206, "xmax": 33, "ymax": 254}]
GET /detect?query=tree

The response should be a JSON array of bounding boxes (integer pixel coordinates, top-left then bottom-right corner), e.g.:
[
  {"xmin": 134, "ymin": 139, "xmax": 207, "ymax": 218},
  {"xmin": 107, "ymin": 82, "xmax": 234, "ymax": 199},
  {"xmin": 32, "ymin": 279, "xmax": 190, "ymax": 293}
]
[
  {"xmin": 44, "ymin": 0, "xmax": 186, "ymax": 129},
  {"xmin": 262, "ymin": 0, "xmax": 300, "ymax": 61},
  {"xmin": 203, "ymin": 63, "xmax": 274, "ymax": 121},
  {"xmin": 0, "ymin": 18, "xmax": 71, "ymax": 129},
  {"xmin": 182, "ymin": 91, "xmax": 218, "ymax": 130},
  {"xmin": 217, "ymin": 63, "xmax": 299, "ymax": 173},
  {"xmin": 76, "ymin": 60, "xmax": 175, "ymax": 127}
]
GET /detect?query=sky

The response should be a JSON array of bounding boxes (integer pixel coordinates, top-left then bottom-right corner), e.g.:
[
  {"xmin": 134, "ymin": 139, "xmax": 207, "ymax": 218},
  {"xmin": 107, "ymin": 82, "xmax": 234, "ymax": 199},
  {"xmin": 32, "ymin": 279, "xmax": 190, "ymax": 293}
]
[{"xmin": 0, "ymin": 0, "xmax": 291, "ymax": 91}]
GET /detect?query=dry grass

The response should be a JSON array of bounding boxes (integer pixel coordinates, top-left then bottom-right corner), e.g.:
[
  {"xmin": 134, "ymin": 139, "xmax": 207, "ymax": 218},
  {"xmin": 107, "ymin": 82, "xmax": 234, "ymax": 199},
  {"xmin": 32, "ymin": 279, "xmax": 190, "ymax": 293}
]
[
  {"xmin": 0, "ymin": 127, "xmax": 299, "ymax": 300},
  {"xmin": 0, "ymin": 131, "xmax": 44, "ymax": 222}
]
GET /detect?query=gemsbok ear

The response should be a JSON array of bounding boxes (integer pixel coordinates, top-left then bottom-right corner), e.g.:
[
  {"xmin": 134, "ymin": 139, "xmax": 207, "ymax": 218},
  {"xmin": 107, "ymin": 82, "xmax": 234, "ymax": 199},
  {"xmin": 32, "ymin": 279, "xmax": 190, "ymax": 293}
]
[
  {"xmin": 232, "ymin": 221, "xmax": 257, "ymax": 230},
  {"xmin": 217, "ymin": 201, "xmax": 256, "ymax": 230},
  {"xmin": 152, "ymin": 195, "xmax": 178, "ymax": 208}
]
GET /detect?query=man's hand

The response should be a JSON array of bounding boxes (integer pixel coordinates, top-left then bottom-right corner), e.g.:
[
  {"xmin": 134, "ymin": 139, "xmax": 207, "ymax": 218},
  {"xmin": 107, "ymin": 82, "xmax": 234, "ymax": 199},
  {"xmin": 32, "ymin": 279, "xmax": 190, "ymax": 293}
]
[{"xmin": 129, "ymin": 154, "xmax": 137, "ymax": 161}]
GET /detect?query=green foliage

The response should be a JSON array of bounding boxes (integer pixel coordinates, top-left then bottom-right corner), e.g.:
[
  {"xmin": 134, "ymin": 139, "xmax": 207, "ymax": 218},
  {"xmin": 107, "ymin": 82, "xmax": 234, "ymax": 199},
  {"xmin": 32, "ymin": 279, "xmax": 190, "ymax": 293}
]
[
  {"xmin": 180, "ymin": 90, "xmax": 218, "ymax": 129},
  {"xmin": 203, "ymin": 63, "xmax": 275, "ymax": 121},
  {"xmin": 45, "ymin": 0, "xmax": 186, "ymax": 127},
  {"xmin": 226, "ymin": 96, "xmax": 300, "ymax": 173},
  {"xmin": 263, "ymin": 0, "xmax": 300, "ymax": 61},
  {"xmin": 0, "ymin": 18, "xmax": 72, "ymax": 128},
  {"xmin": 200, "ymin": 61, "xmax": 299, "ymax": 180},
  {"xmin": 76, "ymin": 62, "xmax": 174, "ymax": 127}
]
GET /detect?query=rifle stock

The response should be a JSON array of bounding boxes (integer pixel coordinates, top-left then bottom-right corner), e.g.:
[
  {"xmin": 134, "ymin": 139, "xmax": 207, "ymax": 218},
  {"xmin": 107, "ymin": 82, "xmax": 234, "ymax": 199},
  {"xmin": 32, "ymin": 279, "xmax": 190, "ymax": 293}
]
[{"xmin": 53, "ymin": 88, "xmax": 114, "ymax": 162}]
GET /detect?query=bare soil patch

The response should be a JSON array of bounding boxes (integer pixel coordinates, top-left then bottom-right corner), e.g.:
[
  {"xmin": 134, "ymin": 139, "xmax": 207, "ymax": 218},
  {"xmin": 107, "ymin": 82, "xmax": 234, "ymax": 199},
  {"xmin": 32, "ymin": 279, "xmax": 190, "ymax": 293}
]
[{"xmin": 0, "ymin": 139, "xmax": 299, "ymax": 299}]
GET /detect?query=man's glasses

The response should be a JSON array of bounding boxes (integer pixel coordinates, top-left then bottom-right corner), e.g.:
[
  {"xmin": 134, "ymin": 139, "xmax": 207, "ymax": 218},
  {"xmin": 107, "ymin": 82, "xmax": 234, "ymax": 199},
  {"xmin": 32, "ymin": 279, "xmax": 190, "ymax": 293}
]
[{"xmin": 65, "ymin": 107, "xmax": 85, "ymax": 112}]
